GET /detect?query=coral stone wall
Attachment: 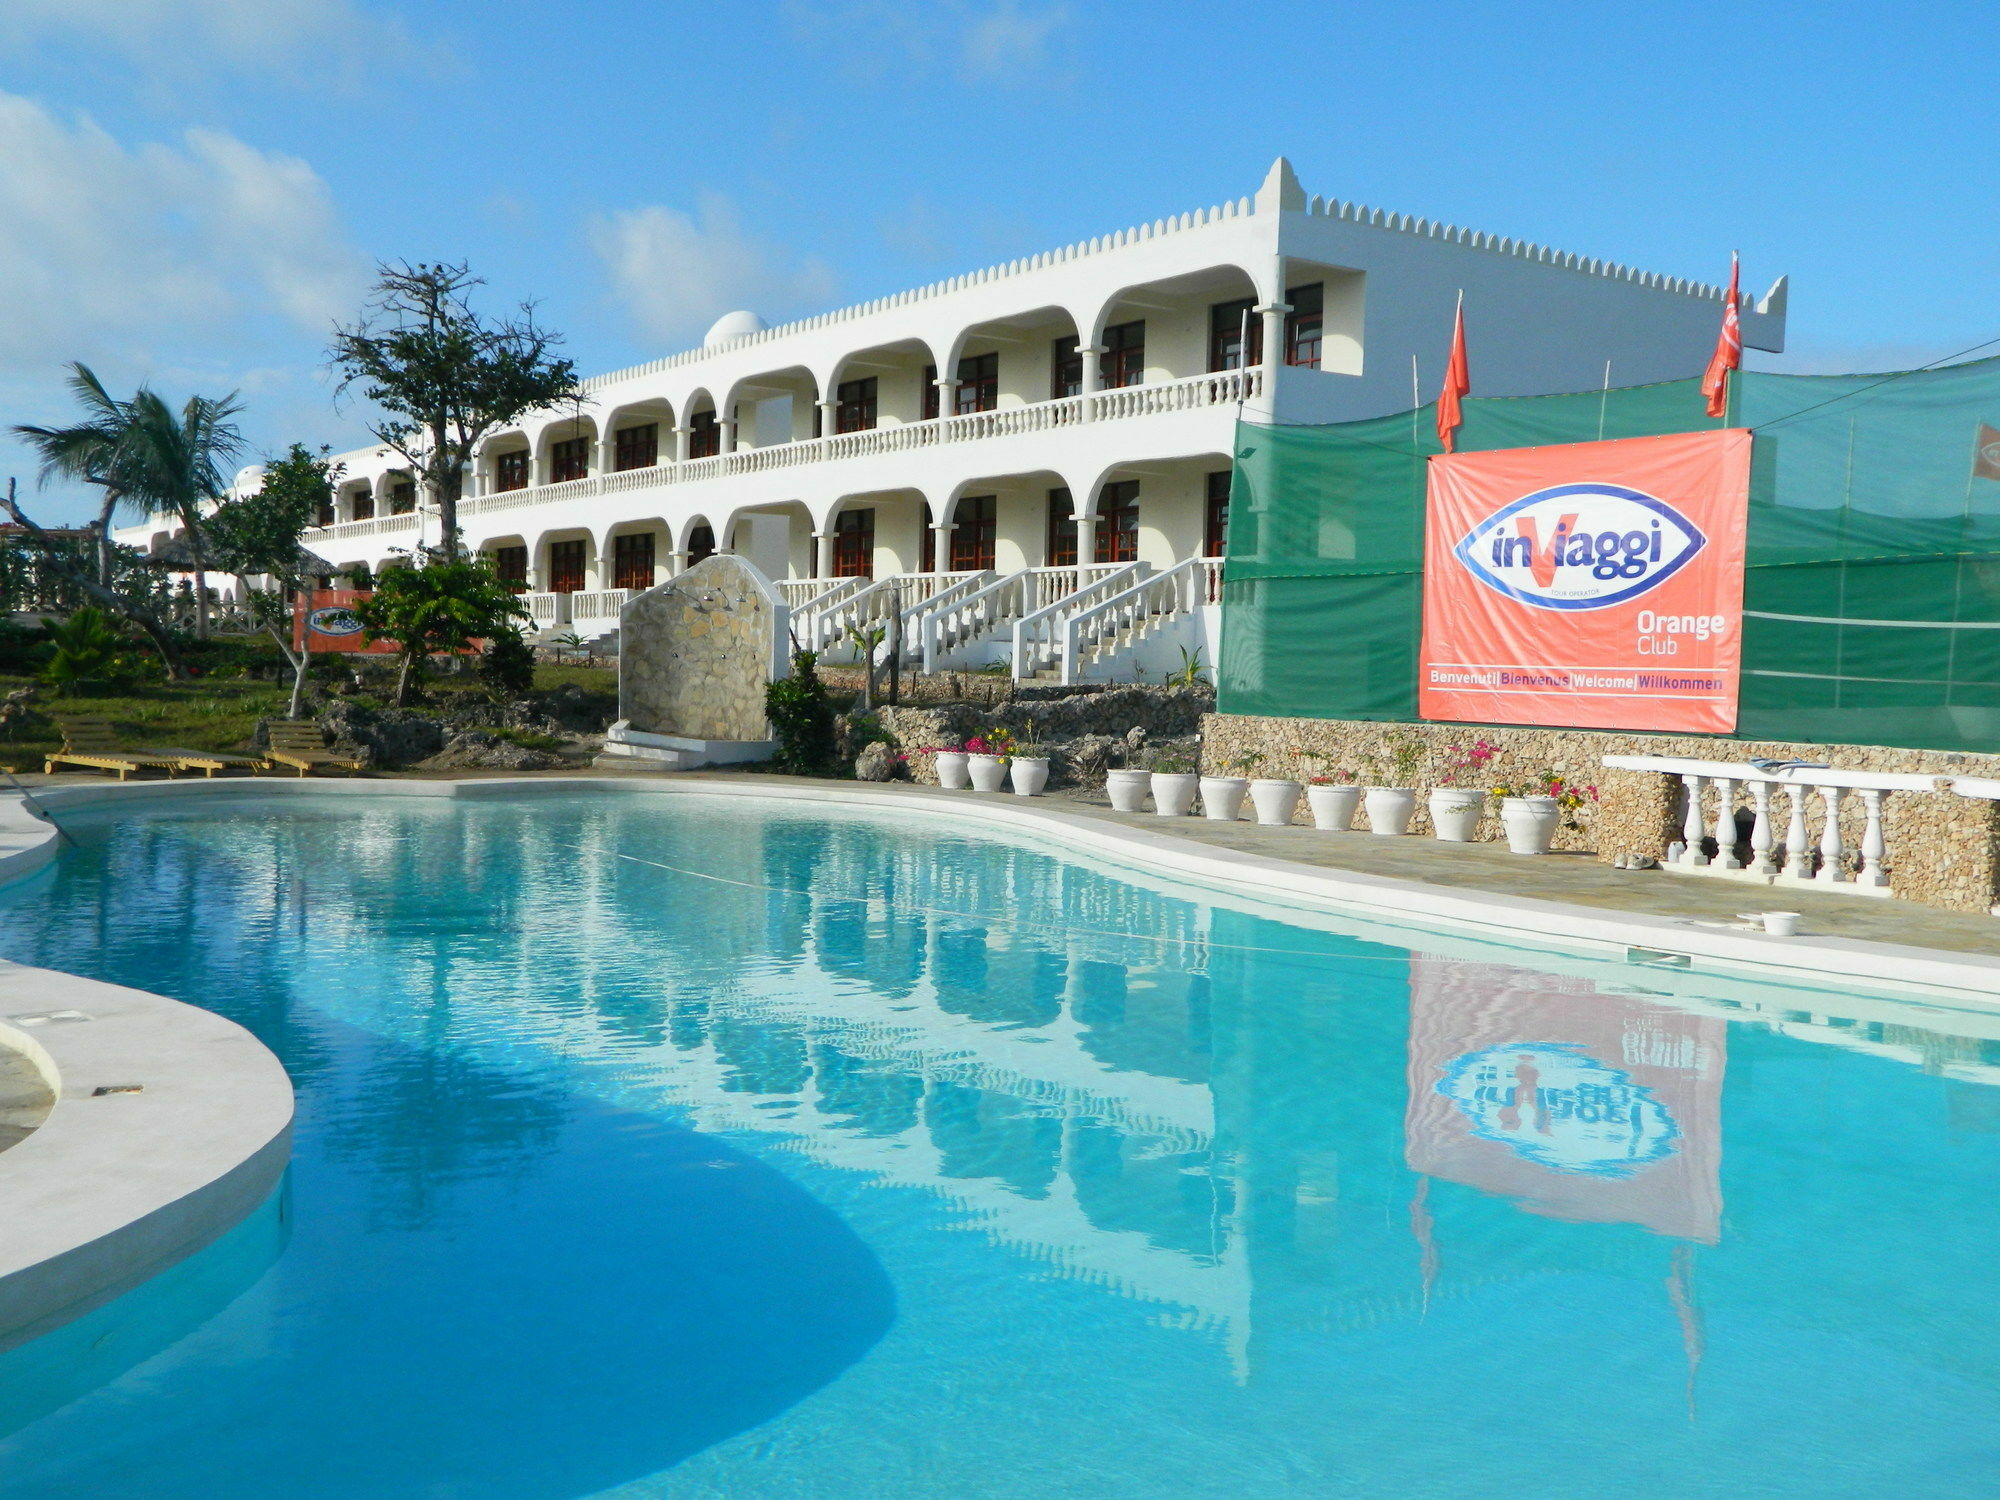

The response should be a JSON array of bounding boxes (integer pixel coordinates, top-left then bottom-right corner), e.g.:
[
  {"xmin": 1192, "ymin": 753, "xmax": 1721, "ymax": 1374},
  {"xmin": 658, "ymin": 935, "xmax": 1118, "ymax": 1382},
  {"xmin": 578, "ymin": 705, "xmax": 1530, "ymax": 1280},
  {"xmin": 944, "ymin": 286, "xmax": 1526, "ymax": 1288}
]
[
  {"xmin": 619, "ymin": 556, "xmax": 783, "ymax": 741},
  {"xmin": 1202, "ymin": 713, "xmax": 2000, "ymax": 914}
]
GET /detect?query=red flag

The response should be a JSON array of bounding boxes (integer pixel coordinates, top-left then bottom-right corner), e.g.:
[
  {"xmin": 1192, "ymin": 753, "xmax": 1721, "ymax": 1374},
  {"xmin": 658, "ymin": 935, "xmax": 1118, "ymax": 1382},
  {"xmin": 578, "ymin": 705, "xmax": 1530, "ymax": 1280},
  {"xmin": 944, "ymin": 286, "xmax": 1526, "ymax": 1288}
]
[
  {"xmin": 1436, "ymin": 295, "xmax": 1469, "ymax": 452},
  {"xmin": 1702, "ymin": 253, "xmax": 1742, "ymax": 419}
]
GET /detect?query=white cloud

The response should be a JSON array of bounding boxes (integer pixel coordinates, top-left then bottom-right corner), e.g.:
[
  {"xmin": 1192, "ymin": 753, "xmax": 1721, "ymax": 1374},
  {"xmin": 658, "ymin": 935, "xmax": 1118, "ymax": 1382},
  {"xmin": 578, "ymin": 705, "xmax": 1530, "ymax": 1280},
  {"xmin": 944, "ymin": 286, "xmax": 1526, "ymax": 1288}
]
[
  {"xmin": 782, "ymin": 0, "xmax": 1071, "ymax": 84},
  {"xmin": 589, "ymin": 194, "xmax": 838, "ymax": 349},
  {"xmin": 0, "ymin": 93, "xmax": 366, "ymax": 364},
  {"xmin": 1, "ymin": 0, "xmax": 413, "ymax": 83}
]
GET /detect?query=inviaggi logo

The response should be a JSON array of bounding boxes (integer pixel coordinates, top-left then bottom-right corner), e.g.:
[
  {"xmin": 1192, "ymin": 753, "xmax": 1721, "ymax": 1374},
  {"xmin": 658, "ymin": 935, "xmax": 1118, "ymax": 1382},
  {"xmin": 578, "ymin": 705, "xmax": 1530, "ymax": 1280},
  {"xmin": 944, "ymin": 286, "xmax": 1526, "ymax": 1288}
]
[
  {"xmin": 1451, "ymin": 482, "xmax": 1707, "ymax": 611},
  {"xmin": 306, "ymin": 605, "xmax": 365, "ymax": 637}
]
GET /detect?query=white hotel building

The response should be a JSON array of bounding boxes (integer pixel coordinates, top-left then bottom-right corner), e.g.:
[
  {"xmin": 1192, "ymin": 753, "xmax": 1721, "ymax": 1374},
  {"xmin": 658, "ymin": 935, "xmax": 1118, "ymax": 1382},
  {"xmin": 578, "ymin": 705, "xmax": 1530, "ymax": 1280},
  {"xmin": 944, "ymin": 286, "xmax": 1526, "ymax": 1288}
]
[{"xmin": 141, "ymin": 159, "xmax": 1787, "ymax": 681}]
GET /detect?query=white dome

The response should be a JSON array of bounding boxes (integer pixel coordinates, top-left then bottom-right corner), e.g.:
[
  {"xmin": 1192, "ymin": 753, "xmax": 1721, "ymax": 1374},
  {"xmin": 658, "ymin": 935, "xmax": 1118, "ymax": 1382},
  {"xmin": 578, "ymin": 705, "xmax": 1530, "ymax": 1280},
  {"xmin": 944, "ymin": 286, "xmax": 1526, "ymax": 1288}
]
[
  {"xmin": 232, "ymin": 463, "xmax": 267, "ymax": 492},
  {"xmin": 702, "ymin": 309, "xmax": 766, "ymax": 348}
]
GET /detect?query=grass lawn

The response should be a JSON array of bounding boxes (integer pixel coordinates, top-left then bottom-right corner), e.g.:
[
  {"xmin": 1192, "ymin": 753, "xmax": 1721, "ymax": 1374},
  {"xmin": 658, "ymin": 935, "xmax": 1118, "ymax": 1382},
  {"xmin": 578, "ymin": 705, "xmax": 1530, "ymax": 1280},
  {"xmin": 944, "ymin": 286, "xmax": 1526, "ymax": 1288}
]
[{"xmin": 2, "ymin": 663, "xmax": 618, "ymax": 775}]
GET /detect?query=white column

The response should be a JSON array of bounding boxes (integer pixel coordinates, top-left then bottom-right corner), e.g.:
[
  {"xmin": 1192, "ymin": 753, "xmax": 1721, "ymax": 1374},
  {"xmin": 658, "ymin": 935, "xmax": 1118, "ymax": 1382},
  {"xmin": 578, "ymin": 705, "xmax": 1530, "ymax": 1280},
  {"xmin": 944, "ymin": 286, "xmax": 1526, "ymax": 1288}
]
[
  {"xmin": 1257, "ymin": 301, "xmax": 1289, "ymax": 374},
  {"xmin": 673, "ymin": 425, "xmax": 691, "ymax": 463},
  {"xmin": 718, "ymin": 415, "xmax": 737, "ymax": 454},
  {"xmin": 668, "ymin": 548, "xmax": 689, "ymax": 576},
  {"xmin": 817, "ymin": 399, "xmax": 838, "ymax": 439},
  {"xmin": 1078, "ymin": 346, "xmax": 1105, "ymax": 396},
  {"xmin": 1783, "ymin": 786, "xmax": 1813, "ymax": 878},
  {"xmin": 596, "ymin": 433, "xmax": 616, "ymax": 475},
  {"xmin": 1748, "ymin": 781, "xmax": 1776, "ymax": 876},
  {"xmin": 1815, "ymin": 785, "xmax": 1846, "ymax": 883},
  {"xmin": 1678, "ymin": 774, "xmax": 1708, "ymax": 867},
  {"xmin": 1857, "ymin": 789, "xmax": 1890, "ymax": 889},
  {"xmin": 1076, "ymin": 505, "xmax": 1098, "ymax": 567},
  {"xmin": 528, "ymin": 443, "xmax": 547, "ymax": 488},
  {"xmin": 1710, "ymin": 777, "xmax": 1741, "ymax": 870},
  {"xmin": 934, "ymin": 378, "xmax": 958, "ymax": 420},
  {"xmin": 814, "ymin": 531, "xmax": 835, "ymax": 578},
  {"xmin": 930, "ymin": 524, "xmax": 951, "ymax": 574}
]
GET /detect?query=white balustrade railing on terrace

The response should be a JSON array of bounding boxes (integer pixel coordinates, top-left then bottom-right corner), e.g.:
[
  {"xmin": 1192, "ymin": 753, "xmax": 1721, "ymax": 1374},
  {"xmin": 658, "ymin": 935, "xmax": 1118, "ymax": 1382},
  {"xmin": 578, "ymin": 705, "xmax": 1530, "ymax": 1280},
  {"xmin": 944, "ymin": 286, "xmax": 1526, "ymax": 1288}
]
[
  {"xmin": 315, "ymin": 513, "xmax": 419, "ymax": 543},
  {"xmin": 777, "ymin": 578, "xmax": 842, "ymax": 610},
  {"xmin": 522, "ymin": 591, "xmax": 571, "ymax": 628},
  {"xmin": 1060, "ymin": 556, "xmax": 1210, "ymax": 685},
  {"xmin": 441, "ymin": 368, "xmax": 1260, "ymax": 524},
  {"xmin": 569, "ymin": 589, "xmax": 634, "ymax": 627},
  {"xmin": 1601, "ymin": 754, "xmax": 1947, "ymax": 899},
  {"xmin": 1013, "ymin": 562, "xmax": 1148, "ymax": 681}
]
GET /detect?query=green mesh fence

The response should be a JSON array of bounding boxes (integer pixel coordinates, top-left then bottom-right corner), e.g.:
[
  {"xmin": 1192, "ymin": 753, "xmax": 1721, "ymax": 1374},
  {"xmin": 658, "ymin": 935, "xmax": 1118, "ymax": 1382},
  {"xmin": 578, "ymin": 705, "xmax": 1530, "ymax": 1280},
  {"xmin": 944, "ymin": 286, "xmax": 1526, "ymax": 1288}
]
[{"xmin": 1218, "ymin": 357, "xmax": 2000, "ymax": 753}]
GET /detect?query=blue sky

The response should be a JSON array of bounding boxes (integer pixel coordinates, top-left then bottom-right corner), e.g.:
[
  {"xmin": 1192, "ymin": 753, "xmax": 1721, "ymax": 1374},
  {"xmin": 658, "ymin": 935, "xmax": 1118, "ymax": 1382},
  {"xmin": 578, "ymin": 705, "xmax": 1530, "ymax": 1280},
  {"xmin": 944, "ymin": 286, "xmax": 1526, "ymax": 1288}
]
[{"xmin": 2, "ymin": 0, "xmax": 1995, "ymax": 521}]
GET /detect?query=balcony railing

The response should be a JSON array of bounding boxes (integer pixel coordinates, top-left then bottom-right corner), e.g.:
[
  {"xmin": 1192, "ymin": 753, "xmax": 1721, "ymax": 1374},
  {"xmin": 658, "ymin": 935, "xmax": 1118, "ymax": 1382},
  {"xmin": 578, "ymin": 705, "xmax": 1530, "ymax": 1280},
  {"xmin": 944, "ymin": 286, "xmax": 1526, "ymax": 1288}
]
[{"xmin": 451, "ymin": 367, "xmax": 1261, "ymax": 524}]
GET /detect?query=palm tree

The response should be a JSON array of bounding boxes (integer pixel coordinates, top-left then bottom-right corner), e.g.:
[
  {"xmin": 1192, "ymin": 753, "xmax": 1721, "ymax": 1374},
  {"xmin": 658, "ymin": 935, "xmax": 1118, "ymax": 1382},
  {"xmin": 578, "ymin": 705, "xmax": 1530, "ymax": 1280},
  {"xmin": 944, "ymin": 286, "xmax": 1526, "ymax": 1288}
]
[
  {"xmin": 118, "ymin": 387, "xmax": 245, "ymax": 639},
  {"xmin": 11, "ymin": 364, "xmax": 136, "ymax": 587}
]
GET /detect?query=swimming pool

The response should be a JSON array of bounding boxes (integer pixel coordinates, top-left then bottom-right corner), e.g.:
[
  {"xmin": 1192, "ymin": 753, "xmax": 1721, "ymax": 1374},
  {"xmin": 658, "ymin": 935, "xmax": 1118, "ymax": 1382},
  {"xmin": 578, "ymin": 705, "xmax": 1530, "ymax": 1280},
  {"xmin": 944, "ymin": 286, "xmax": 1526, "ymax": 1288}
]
[{"xmin": 0, "ymin": 788, "xmax": 1996, "ymax": 1497}]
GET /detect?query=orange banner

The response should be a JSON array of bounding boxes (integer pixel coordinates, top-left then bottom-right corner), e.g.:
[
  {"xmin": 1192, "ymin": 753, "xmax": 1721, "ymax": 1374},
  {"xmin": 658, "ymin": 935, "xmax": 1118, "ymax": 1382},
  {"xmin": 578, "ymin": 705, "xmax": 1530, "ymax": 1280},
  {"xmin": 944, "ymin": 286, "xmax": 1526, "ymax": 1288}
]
[
  {"xmin": 293, "ymin": 589, "xmax": 396, "ymax": 655},
  {"xmin": 1419, "ymin": 429, "xmax": 1752, "ymax": 732}
]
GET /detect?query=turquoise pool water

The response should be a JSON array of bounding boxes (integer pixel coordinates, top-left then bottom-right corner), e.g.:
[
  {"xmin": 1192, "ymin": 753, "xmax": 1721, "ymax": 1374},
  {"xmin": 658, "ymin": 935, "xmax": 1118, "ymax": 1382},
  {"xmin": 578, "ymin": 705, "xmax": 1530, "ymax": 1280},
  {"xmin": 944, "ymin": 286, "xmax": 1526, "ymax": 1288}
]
[{"xmin": 0, "ymin": 790, "xmax": 1997, "ymax": 1497}]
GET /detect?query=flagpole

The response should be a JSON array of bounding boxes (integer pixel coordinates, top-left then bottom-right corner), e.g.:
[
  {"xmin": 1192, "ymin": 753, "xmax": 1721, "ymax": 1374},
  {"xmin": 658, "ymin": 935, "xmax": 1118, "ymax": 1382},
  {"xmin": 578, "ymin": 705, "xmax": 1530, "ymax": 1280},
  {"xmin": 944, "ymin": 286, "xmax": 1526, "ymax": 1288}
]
[
  {"xmin": 1410, "ymin": 354, "xmax": 1420, "ymax": 452},
  {"xmin": 1598, "ymin": 358, "xmax": 1612, "ymax": 441}
]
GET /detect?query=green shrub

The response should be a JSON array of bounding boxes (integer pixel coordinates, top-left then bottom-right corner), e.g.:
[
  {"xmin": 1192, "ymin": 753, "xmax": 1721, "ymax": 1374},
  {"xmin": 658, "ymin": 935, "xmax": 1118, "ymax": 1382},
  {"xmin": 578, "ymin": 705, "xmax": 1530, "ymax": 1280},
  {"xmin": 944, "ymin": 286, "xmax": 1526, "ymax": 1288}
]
[
  {"xmin": 479, "ymin": 632, "xmax": 538, "ymax": 697},
  {"xmin": 765, "ymin": 650, "xmax": 837, "ymax": 774},
  {"xmin": 41, "ymin": 608, "xmax": 145, "ymax": 696}
]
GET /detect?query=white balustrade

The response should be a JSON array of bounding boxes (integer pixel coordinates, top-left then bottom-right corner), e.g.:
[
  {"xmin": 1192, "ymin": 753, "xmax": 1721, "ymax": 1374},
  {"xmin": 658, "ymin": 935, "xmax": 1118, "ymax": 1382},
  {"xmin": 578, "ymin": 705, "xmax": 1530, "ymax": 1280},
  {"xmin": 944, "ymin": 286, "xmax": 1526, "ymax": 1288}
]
[
  {"xmin": 1059, "ymin": 555, "xmax": 1208, "ymax": 685},
  {"xmin": 522, "ymin": 591, "xmax": 571, "ymax": 627},
  {"xmin": 1604, "ymin": 754, "xmax": 1945, "ymax": 899},
  {"xmin": 439, "ymin": 370, "xmax": 1253, "ymax": 524},
  {"xmin": 312, "ymin": 513, "xmax": 420, "ymax": 543},
  {"xmin": 569, "ymin": 589, "xmax": 634, "ymax": 626},
  {"xmin": 1012, "ymin": 562, "xmax": 1148, "ymax": 681}
]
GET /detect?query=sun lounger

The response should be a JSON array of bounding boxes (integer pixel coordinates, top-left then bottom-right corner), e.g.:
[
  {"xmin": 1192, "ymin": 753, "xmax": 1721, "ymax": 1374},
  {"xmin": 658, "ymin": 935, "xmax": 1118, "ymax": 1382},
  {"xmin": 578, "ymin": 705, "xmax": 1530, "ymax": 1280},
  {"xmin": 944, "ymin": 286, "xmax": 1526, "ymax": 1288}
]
[
  {"xmin": 264, "ymin": 722, "xmax": 367, "ymax": 777},
  {"xmin": 43, "ymin": 718, "xmax": 185, "ymax": 780},
  {"xmin": 138, "ymin": 747, "xmax": 272, "ymax": 778}
]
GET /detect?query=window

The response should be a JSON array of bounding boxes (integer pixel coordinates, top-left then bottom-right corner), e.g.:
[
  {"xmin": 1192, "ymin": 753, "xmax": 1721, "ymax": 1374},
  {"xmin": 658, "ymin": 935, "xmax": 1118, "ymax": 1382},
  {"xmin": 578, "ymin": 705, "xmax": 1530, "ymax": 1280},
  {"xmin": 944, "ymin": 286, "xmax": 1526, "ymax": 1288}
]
[
  {"xmin": 1205, "ymin": 470, "xmax": 1232, "ymax": 557},
  {"xmin": 1051, "ymin": 336, "xmax": 1082, "ymax": 399},
  {"xmin": 493, "ymin": 545, "xmax": 528, "ymax": 590},
  {"xmin": 1101, "ymin": 321, "xmax": 1145, "ymax": 388},
  {"xmin": 835, "ymin": 377, "xmax": 878, "ymax": 434},
  {"xmin": 921, "ymin": 365, "xmax": 940, "ymax": 421},
  {"xmin": 1046, "ymin": 488, "xmax": 1077, "ymax": 567},
  {"xmin": 687, "ymin": 410, "xmax": 720, "ymax": 458},
  {"xmin": 349, "ymin": 488, "xmax": 374, "ymax": 521},
  {"xmin": 832, "ymin": 508, "xmax": 875, "ymax": 578},
  {"xmin": 613, "ymin": 532, "xmax": 655, "ymax": 590},
  {"xmin": 614, "ymin": 424, "xmax": 658, "ymax": 471},
  {"xmin": 1208, "ymin": 297, "xmax": 1262, "ymax": 372},
  {"xmin": 496, "ymin": 450, "xmax": 530, "ymax": 492},
  {"xmin": 920, "ymin": 504, "xmax": 935, "ymax": 572},
  {"xmin": 389, "ymin": 480, "xmax": 416, "ymax": 515},
  {"xmin": 949, "ymin": 495, "xmax": 996, "ymax": 572},
  {"xmin": 686, "ymin": 523, "xmax": 716, "ymax": 564},
  {"xmin": 314, "ymin": 498, "xmax": 335, "ymax": 528},
  {"xmin": 547, "ymin": 539, "xmax": 587, "ymax": 594},
  {"xmin": 551, "ymin": 436, "xmax": 590, "ymax": 483},
  {"xmin": 1286, "ymin": 283, "xmax": 1324, "ymax": 368},
  {"xmin": 1095, "ymin": 481, "xmax": 1139, "ymax": 563},
  {"xmin": 954, "ymin": 353, "xmax": 998, "ymax": 415}
]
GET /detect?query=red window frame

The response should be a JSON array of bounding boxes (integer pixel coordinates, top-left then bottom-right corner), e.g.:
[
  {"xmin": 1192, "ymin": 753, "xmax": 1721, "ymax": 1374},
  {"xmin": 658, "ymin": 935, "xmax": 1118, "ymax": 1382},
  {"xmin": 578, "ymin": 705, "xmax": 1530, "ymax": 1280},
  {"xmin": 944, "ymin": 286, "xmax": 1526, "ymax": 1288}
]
[
  {"xmin": 614, "ymin": 424, "xmax": 658, "ymax": 471},
  {"xmin": 349, "ymin": 488, "xmax": 374, "ymax": 521},
  {"xmin": 687, "ymin": 411, "xmax": 720, "ymax": 459},
  {"xmin": 921, "ymin": 365, "xmax": 940, "ymax": 420},
  {"xmin": 1046, "ymin": 488, "xmax": 1077, "ymax": 567},
  {"xmin": 832, "ymin": 508, "xmax": 875, "ymax": 578},
  {"xmin": 550, "ymin": 437, "xmax": 589, "ymax": 483},
  {"xmin": 547, "ymin": 539, "xmax": 587, "ymax": 594},
  {"xmin": 496, "ymin": 450, "xmax": 530, "ymax": 492},
  {"xmin": 920, "ymin": 504, "xmax": 935, "ymax": 571},
  {"xmin": 1095, "ymin": 481, "xmax": 1139, "ymax": 563},
  {"xmin": 612, "ymin": 532, "xmax": 655, "ymax": 590},
  {"xmin": 686, "ymin": 523, "xmax": 716, "ymax": 564},
  {"xmin": 389, "ymin": 480, "xmax": 415, "ymax": 515},
  {"xmin": 835, "ymin": 378, "xmax": 878, "ymax": 434},
  {"xmin": 1204, "ymin": 470, "xmax": 1232, "ymax": 557},
  {"xmin": 949, "ymin": 495, "xmax": 997, "ymax": 572},
  {"xmin": 493, "ymin": 545, "xmax": 529, "ymax": 590},
  {"xmin": 1208, "ymin": 297, "xmax": 1262, "ymax": 372},
  {"xmin": 1051, "ymin": 336, "xmax": 1082, "ymax": 398},
  {"xmin": 1101, "ymin": 321, "xmax": 1145, "ymax": 388},
  {"xmin": 1286, "ymin": 283, "xmax": 1324, "ymax": 368}
]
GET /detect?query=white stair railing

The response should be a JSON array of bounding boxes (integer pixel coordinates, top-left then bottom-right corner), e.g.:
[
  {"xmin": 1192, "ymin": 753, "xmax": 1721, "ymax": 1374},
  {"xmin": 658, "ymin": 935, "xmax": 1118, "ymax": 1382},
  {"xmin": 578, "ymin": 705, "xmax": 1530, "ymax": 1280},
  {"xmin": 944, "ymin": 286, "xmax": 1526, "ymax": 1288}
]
[
  {"xmin": 921, "ymin": 570, "xmax": 1027, "ymax": 672},
  {"xmin": 1011, "ymin": 562, "xmax": 1148, "ymax": 681},
  {"xmin": 1601, "ymin": 754, "xmax": 1943, "ymax": 897},
  {"xmin": 787, "ymin": 575, "xmax": 874, "ymax": 652},
  {"xmin": 896, "ymin": 570, "xmax": 996, "ymax": 668},
  {"xmin": 1059, "ymin": 556, "xmax": 1206, "ymax": 685}
]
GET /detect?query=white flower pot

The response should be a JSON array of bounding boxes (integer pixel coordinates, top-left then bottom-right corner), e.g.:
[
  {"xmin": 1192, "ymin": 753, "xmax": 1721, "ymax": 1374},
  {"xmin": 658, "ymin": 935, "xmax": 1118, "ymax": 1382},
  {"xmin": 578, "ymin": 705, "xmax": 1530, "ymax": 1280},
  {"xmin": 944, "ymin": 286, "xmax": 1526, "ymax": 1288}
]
[
  {"xmin": 1106, "ymin": 767, "xmax": 1152, "ymax": 813},
  {"xmin": 1428, "ymin": 787, "xmax": 1487, "ymax": 842},
  {"xmin": 934, "ymin": 750, "xmax": 970, "ymax": 790},
  {"xmin": 1199, "ymin": 776, "xmax": 1249, "ymax": 821},
  {"xmin": 1249, "ymin": 778, "xmax": 1303, "ymax": 826},
  {"xmin": 1501, "ymin": 795, "xmax": 1560, "ymax": 854},
  {"xmin": 967, "ymin": 753, "xmax": 1009, "ymax": 793},
  {"xmin": 1009, "ymin": 756, "xmax": 1049, "ymax": 796},
  {"xmin": 1150, "ymin": 772, "xmax": 1199, "ymax": 817},
  {"xmin": 1306, "ymin": 784, "xmax": 1361, "ymax": 831},
  {"xmin": 1363, "ymin": 787, "xmax": 1417, "ymax": 836}
]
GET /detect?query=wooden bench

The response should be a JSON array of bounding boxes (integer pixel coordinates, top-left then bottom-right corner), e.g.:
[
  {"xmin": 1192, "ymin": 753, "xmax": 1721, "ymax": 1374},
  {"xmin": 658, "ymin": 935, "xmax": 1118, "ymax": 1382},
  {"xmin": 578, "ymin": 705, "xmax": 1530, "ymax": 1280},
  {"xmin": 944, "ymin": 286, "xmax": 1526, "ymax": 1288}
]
[
  {"xmin": 44, "ymin": 718, "xmax": 185, "ymax": 781},
  {"xmin": 264, "ymin": 723, "xmax": 367, "ymax": 777}
]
